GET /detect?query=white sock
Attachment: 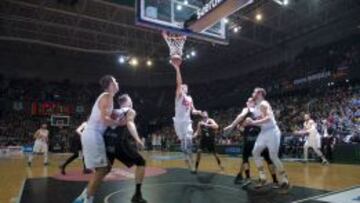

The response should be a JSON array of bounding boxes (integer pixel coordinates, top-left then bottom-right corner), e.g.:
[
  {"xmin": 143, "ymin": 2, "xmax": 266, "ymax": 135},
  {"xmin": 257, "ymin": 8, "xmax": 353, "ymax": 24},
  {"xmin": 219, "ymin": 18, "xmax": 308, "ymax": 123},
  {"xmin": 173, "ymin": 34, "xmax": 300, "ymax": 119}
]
[
  {"xmin": 28, "ymin": 154, "xmax": 33, "ymax": 163},
  {"xmin": 44, "ymin": 152, "xmax": 48, "ymax": 164}
]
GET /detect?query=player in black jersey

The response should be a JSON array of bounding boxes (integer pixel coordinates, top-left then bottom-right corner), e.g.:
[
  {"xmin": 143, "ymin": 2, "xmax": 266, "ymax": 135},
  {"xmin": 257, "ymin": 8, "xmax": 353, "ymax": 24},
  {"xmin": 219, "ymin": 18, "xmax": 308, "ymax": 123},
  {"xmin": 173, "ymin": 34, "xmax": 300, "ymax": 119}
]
[
  {"xmin": 224, "ymin": 98, "xmax": 278, "ymax": 186},
  {"xmin": 193, "ymin": 111, "xmax": 224, "ymax": 173},
  {"xmin": 103, "ymin": 94, "xmax": 147, "ymax": 203}
]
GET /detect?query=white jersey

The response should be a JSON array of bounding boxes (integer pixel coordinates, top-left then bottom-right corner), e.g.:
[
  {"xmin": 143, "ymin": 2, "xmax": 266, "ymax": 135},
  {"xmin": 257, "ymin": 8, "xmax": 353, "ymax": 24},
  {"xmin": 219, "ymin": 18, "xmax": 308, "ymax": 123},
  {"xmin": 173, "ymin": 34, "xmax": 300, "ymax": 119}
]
[
  {"xmin": 87, "ymin": 92, "xmax": 113, "ymax": 132},
  {"xmin": 174, "ymin": 93, "xmax": 193, "ymax": 121},
  {"xmin": 304, "ymin": 119, "xmax": 321, "ymax": 142},
  {"xmin": 33, "ymin": 129, "xmax": 49, "ymax": 153},
  {"xmin": 81, "ymin": 92, "xmax": 113, "ymax": 169},
  {"xmin": 304, "ymin": 119, "xmax": 321, "ymax": 148},
  {"xmin": 253, "ymin": 100, "xmax": 278, "ymax": 131},
  {"xmin": 37, "ymin": 129, "xmax": 49, "ymax": 142}
]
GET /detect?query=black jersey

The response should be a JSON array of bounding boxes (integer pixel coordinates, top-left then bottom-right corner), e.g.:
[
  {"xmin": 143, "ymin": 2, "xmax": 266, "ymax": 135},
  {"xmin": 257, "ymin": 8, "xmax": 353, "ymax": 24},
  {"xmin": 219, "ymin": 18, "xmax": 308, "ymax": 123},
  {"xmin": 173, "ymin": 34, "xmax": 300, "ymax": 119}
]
[
  {"xmin": 243, "ymin": 108, "xmax": 261, "ymax": 142},
  {"xmin": 199, "ymin": 119, "xmax": 216, "ymax": 152},
  {"xmin": 200, "ymin": 120, "xmax": 216, "ymax": 141},
  {"xmin": 103, "ymin": 108, "xmax": 145, "ymax": 168}
]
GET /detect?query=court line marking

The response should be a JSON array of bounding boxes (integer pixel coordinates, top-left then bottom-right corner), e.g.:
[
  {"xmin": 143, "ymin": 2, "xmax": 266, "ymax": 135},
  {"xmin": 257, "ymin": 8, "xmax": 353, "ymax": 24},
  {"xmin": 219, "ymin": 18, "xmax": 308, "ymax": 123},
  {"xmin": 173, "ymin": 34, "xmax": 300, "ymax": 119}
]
[
  {"xmin": 292, "ymin": 185, "xmax": 360, "ymax": 203},
  {"xmin": 15, "ymin": 179, "xmax": 26, "ymax": 203},
  {"xmin": 104, "ymin": 182, "xmax": 240, "ymax": 203}
]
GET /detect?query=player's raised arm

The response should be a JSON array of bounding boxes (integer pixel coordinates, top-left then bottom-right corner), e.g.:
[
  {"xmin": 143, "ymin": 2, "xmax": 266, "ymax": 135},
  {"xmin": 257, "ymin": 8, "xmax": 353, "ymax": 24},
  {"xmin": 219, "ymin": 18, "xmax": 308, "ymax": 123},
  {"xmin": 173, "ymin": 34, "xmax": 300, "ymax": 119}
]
[
  {"xmin": 98, "ymin": 93, "xmax": 118, "ymax": 126},
  {"xmin": 125, "ymin": 109, "xmax": 144, "ymax": 148},
  {"xmin": 172, "ymin": 63, "xmax": 183, "ymax": 99}
]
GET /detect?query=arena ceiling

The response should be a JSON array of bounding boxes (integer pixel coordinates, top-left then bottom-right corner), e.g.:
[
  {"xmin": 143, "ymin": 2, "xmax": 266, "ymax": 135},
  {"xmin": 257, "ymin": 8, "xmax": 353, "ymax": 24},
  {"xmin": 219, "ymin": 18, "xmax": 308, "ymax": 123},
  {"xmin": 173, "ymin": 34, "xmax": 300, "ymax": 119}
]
[{"xmin": 1, "ymin": 0, "xmax": 360, "ymax": 72}]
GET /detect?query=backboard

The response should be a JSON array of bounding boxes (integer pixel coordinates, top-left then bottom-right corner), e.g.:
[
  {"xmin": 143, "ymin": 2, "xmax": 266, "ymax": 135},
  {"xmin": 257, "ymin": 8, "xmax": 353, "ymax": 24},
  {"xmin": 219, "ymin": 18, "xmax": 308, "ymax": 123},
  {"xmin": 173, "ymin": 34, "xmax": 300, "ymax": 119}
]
[{"xmin": 136, "ymin": 0, "xmax": 229, "ymax": 45}]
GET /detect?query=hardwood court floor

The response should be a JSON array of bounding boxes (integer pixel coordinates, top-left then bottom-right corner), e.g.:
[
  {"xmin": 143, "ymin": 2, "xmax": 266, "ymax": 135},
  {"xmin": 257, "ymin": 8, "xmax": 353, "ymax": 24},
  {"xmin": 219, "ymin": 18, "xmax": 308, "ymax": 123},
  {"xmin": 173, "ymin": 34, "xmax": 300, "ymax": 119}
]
[{"xmin": 1, "ymin": 151, "xmax": 360, "ymax": 203}]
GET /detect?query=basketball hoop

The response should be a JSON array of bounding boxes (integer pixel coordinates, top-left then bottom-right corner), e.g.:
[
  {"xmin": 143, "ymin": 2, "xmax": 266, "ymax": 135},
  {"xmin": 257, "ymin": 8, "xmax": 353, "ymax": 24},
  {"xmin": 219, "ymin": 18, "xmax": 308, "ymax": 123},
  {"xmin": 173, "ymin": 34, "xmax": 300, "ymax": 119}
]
[{"xmin": 162, "ymin": 31, "xmax": 187, "ymax": 67}]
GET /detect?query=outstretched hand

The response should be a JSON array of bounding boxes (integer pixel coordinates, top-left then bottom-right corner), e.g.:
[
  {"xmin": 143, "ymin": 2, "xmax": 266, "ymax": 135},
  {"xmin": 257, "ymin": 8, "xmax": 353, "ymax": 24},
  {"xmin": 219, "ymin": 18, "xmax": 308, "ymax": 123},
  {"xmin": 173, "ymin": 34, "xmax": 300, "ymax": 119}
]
[{"xmin": 223, "ymin": 125, "xmax": 234, "ymax": 133}]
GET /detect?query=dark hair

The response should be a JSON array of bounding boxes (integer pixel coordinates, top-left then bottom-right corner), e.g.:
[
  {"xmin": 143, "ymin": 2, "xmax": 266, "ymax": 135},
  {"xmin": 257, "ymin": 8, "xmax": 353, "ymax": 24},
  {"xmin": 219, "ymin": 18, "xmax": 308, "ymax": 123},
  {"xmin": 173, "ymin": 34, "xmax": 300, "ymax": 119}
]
[
  {"xmin": 99, "ymin": 75, "xmax": 114, "ymax": 90},
  {"xmin": 117, "ymin": 94, "xmax": 130, "ymax": 106},
  {"xmin": 254, "ymin": 87, "xmax": 267, "ymax": 97}
]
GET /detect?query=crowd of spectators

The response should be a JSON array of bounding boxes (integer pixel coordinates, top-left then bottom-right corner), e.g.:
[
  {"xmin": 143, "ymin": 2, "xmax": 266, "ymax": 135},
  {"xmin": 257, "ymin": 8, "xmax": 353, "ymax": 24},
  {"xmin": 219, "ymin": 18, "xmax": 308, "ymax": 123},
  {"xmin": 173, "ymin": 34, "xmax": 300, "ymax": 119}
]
[{"xmin": 0, "ymin": 34, "xmax": 359, "ymax": 154}]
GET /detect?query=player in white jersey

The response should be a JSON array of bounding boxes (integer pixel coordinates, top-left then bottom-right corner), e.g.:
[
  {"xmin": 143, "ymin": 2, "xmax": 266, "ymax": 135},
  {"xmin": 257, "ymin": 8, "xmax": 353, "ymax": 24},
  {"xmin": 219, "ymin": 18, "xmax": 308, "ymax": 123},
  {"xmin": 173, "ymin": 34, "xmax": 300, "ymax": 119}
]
[
  {"xmin": 59, "ymin": 120, "xmax": 91, "ymax": 175},
  {"xmin": 294, "ymin": 114, "xmax": 329, "ymax": 164},
  {"xmin": 244, "ymin": 87, "xmax": 290, "ymax": 192},
  {"xmin": 172, "ymin": 62, "xmax": 202, "ymax": 173},
  {"xmin": 28, "ymin": 123, "xmax": 49, "ymax": 166},
  {"xmin": 73, "ymin": 75, "xmax": 120, "ymax": 203}
]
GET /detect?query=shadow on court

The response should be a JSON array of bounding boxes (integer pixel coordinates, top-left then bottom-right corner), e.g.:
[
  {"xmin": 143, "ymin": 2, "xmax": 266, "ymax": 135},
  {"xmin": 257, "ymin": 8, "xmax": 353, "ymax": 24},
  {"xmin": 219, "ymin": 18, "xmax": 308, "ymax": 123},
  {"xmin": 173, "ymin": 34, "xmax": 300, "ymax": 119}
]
[{"xmin": 20, "ymin": 168, "xmax": 327, "ymax": 203}]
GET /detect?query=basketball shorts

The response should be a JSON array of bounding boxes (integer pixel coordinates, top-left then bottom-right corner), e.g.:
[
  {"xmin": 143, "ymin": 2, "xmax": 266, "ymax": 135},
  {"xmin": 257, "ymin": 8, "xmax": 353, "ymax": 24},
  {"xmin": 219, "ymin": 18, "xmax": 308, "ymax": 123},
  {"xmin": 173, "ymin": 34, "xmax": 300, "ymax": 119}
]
[
  {"xmin": 253, "ymin": 126, "xmax": 281, "ymax": 156},
  {"xmin": 81, "ymin": 127, "xmax": 108, "ymax": 169},
  {"xmin": 33, "ymin": 140, "xmax": 48, "ymax": 153},
  {"xmin": 305, "ymin": 135, "xmax": 321, "ymax": 149},
  {"xmin": 173, "ymin": 118, "xmax": 193, "ymax": 139},
  {"xmin": 199, "ymin": 137, "xmax": 215, "ymax": 153},
  {"xmin": 103, "ymin": 127, "xmax": 145, "ymax": 168},
  {"xmin": 243, "ymin": 140, "xmax": 272, "ymax": 164}
]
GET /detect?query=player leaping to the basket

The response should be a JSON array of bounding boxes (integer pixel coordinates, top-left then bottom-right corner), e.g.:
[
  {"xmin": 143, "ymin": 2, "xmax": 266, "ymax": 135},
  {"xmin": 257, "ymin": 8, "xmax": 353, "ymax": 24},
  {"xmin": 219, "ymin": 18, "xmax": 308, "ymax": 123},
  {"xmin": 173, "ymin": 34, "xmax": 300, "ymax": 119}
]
[
  {"xmin": 171, "ymin": 61, "xmax": 203, "ymax": 173},
  {"xmin": 162, "ymin": 31, "xmax": 202, "ymax": 173}
]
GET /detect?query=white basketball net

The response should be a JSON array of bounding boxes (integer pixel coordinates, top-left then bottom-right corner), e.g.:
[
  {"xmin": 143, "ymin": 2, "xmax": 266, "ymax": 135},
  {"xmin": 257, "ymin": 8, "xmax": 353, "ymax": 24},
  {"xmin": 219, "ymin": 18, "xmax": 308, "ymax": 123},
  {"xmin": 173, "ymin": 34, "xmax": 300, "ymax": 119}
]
[{"xmin": 162, "ymin": 31, "xmax": 187, "ymax": 59}]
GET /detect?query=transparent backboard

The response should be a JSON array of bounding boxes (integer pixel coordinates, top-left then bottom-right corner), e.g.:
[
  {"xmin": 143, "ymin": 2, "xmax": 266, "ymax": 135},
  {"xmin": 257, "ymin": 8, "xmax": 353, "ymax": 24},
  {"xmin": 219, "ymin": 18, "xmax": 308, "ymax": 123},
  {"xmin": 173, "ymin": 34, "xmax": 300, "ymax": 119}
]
[{"xmin": 136, "ymin": 0, "xmax": 228, "ymax": 44}]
